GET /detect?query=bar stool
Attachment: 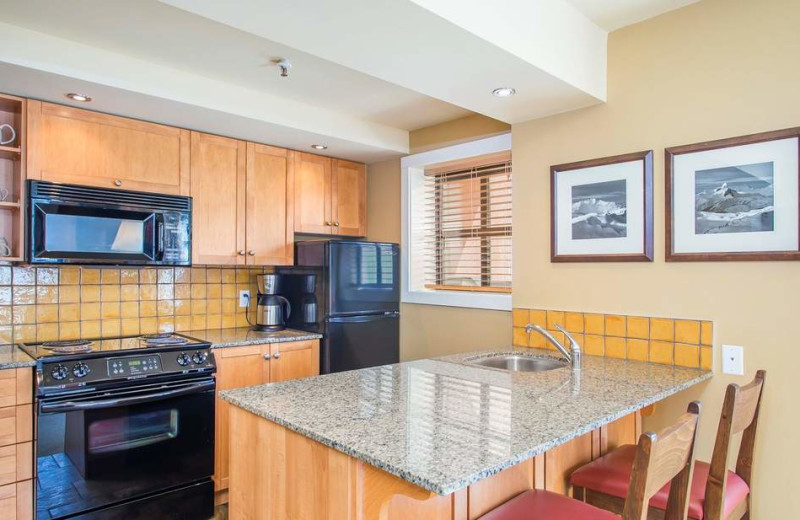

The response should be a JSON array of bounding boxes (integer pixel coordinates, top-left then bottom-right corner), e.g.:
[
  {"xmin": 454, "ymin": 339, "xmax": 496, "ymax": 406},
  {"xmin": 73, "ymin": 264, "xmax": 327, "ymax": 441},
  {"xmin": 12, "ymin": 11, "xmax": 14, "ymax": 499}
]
[
  {"xmin": 478, "ymin": 402, "xmax": 701, "ymax": 520},
  {"xmin": 571, "ymin": 370, "xmax": 765, "ymax": 520}
]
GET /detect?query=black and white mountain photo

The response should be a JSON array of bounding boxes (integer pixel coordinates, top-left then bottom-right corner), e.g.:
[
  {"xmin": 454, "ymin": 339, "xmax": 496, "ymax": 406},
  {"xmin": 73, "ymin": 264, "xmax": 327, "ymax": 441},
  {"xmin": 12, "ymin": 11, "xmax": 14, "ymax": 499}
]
[
  {"xmin": 694, "ymin": 161, "xmax": 774, "ymax": 234},
  {"xmin": 571, "ymin": 179, "xmax": 627, "ymax": 240}
]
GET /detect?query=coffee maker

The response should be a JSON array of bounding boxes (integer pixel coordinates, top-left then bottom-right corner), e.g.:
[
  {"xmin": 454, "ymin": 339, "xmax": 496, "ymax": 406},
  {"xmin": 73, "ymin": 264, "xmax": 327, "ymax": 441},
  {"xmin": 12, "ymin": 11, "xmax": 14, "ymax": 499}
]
[{"xmin": 253, "ymin": 274, "xmax": 291, "ymax": 331}]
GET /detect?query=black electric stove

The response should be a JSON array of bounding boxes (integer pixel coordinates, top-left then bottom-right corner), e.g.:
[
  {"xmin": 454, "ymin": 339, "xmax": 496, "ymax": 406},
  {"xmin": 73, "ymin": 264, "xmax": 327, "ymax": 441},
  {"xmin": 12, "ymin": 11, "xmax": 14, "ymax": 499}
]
[{"xmin": 21, "ymin": 333, "xmax": 216, "ymax": 520}]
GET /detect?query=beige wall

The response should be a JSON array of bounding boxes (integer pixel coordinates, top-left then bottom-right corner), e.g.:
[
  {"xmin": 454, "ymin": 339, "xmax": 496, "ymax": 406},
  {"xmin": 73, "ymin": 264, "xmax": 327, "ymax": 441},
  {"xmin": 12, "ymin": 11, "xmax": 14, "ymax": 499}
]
[
  {"xmin": 409, "ymin": 114, "xmax": 510, "ymax": 154},
  {"xmin": 367, "ymin": 117, "xmax": 512, "ymax": 361},
  {"xmin": 513, "ymin": 0, "xmax": 799, "ymax": 515}
]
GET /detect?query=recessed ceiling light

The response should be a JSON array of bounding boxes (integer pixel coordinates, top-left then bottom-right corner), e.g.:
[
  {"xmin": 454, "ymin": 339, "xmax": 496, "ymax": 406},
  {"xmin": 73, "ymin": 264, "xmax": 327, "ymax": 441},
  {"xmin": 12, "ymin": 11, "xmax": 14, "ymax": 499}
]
[
  {"xmin": 66, "ymin": 93, "xmax": 92, "ymax": 102},
  {"xmin": 492, "ymin": 87, "xmax": 516, "ymax": 98},
  {"xmin": 311, "ymin": 144, "xmax": 327, "ymax": 150}
]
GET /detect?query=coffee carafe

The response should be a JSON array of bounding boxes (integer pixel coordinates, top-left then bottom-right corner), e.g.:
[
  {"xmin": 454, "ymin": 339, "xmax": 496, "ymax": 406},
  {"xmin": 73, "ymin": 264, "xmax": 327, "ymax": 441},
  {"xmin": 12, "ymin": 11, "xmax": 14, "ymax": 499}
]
[{"xmin": 254, "ymin": 274, "xmax": 291, "ymax": 331}]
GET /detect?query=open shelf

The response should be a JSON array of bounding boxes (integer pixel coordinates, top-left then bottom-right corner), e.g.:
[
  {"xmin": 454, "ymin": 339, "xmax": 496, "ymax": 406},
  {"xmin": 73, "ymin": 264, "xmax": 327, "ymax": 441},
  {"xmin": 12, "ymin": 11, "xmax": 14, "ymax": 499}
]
[{"xmin": 0, "ymin": 93, "xmax": 25, "ymax": 261}]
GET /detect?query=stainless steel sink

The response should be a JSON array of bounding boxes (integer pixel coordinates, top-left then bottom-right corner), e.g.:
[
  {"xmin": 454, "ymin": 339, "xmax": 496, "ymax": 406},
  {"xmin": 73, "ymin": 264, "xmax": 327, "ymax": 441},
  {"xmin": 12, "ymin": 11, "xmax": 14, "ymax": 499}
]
[{"xmin": 469, "ymin": 355, "xmax": 568, "ymax": 372}]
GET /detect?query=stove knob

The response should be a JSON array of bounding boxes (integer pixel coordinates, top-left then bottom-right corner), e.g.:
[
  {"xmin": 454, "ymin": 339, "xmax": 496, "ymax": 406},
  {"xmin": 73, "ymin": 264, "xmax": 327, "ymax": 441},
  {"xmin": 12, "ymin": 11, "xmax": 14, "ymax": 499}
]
[
  {"xmin": 191, "ymin": 351, "xmax": 208, "ymax": 364},
  {"xmin": 72, "ymin": 362, "xmax": 90, "ymax": 378},
  {"xmin": 51, "ymin": 365, "xmax": 69, "ymax": 381},
  {"xmin": 177, "ymin": 353, "xmax": 191, "ymax": 366}
]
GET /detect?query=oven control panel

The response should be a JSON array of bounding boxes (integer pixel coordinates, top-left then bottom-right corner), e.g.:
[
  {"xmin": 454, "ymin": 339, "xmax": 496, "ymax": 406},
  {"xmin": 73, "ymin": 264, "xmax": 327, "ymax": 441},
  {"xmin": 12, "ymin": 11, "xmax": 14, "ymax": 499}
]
[
  {"xmin": 108, "ymin": 355, "xmax": 162, "ymax": 377},
  {"xmin": 38, "ymin": 346, "xmax": 215, "ymax": 390}
]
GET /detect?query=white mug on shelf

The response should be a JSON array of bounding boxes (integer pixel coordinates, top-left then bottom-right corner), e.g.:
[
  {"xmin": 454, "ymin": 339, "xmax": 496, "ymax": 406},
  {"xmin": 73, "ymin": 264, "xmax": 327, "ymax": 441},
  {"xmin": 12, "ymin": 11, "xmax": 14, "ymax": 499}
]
[
  {"xmin": 0, "ymin": 124, "xmax": 15, "ymax": 146},
  {"xmin": 0, "ymin": 238, "xmax": 10, "ymax": 257}
]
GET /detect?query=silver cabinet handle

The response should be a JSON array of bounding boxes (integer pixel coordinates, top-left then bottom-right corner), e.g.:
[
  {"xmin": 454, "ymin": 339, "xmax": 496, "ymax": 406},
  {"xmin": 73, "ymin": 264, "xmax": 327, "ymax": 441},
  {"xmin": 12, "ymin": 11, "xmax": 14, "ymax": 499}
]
[
  {"xmin": 272, "ymin": 352, "xmax": 281, "ymax": 360},
  {"xmin": 238, "ymin": 250, "xmax": 246, "ymax": 256},
  {"xmin": 263, "ymin": 353, "xmax": 271, "ymax": 360},
  {"xmin": 248, "ymin": 250, "xmax": 255, "ymax": 256},
  {"xmin": 114, "ymin": 179, "xmax": 122, "ymax": 186},
  {"xmin": 325, "ymin": 221, "xmax": 332, "ymax": 226},
  {"xmin": 334, "ymin": 221, "xmax": 340, "ymax": 227}
]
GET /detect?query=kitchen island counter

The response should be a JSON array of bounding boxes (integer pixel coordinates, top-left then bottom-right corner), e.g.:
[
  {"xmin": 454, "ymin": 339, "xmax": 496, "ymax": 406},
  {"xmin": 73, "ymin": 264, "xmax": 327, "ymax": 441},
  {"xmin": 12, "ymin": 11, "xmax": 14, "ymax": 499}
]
[{"xmin": 222, "ymin": 348, "xmax": 711, "ymax": 511}]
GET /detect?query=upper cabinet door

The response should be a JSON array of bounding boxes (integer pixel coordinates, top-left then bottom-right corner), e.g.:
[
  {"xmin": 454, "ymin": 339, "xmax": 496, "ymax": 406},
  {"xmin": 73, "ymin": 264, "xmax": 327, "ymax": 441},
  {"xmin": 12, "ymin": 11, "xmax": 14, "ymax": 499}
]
[
  {"xmin": 332, "ymin": 159, "xmax": 367, "ymax": 237},
  {"xmin": 245, "ymin": 143, "xmax": 294, "ymax": 266},
  {"xmin": 190, "ymin": 132, "xmax": 246, "ymax": 265},
  {"xmin": 26, "ymin": 101, "xmax": 189, "ymax": 195},
  {"xmin": 293, "ymin": 152, "xmax": 332, "ymax": 234}
]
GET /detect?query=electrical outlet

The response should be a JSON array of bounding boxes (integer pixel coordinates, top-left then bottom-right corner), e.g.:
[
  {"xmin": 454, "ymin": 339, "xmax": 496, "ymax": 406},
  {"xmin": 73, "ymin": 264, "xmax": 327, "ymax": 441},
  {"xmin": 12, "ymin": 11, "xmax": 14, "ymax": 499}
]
[
  {"xmin": 239, "ymin": 290, "xmax": 251, "ymax": 308},
  {"xmin": 721, "ymin": 345, "xmax": 744, "ymax": 375}
]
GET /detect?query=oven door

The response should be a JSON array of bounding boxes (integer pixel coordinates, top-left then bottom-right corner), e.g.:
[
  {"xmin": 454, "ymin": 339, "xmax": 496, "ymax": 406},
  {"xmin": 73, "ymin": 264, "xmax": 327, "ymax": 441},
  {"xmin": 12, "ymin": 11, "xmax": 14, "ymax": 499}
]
[
  {"xmin": 36, "ymin": 378, "xmax": 215, "ymax": 520},
  {"xmin": 29, "ymin": 200, "xmax": 159, "ymax": 264}
]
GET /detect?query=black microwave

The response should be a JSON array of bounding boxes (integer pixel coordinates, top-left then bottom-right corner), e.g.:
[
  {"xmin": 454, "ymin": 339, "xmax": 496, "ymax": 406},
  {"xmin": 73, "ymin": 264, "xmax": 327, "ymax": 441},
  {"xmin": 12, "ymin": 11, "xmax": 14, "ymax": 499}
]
[{"xmin": 27, "ymin": 180, "xmax": 191, "ymax": 266}]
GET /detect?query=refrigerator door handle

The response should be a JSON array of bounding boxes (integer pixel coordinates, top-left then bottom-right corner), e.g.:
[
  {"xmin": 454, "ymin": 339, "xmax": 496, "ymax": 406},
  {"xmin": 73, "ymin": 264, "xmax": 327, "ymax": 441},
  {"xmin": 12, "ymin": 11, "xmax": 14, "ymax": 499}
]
[{"xmin": 327, "ymin": 312, "xmax": 399, "ymax": 324}]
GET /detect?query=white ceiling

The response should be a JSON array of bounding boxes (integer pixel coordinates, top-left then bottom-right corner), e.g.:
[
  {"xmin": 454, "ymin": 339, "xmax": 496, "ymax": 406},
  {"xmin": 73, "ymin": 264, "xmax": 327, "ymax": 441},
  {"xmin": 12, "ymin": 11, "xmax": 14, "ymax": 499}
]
[
  {"xmin": 0, "ymin": 0, "xmax": 469, "ymax": 132},
  {"xmin": 0, "ymin": 0, "xmax": 699, "ymax": 162},
  {"xmin": 566, "ymin": 0, "xmax": 701, "ymax": 31}
]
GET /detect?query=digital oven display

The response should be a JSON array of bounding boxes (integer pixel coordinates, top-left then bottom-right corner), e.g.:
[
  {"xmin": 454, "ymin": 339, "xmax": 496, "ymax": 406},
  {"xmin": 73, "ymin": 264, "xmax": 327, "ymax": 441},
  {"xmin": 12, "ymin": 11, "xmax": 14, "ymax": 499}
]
[{"xmin": 108, "ymin": 355, "xmax": 162, "ymax": 377}]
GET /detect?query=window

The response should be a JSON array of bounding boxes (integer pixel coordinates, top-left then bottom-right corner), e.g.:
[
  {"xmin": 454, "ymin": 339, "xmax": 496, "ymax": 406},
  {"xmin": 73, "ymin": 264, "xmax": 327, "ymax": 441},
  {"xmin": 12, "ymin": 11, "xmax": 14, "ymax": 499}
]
[
  {"xmin": 401, "ymin": 134, "xmax": 512, "ymax": 310},
  {"xmin": 424, "ymin": 154, "xmax": 512, "ymax": 292}
]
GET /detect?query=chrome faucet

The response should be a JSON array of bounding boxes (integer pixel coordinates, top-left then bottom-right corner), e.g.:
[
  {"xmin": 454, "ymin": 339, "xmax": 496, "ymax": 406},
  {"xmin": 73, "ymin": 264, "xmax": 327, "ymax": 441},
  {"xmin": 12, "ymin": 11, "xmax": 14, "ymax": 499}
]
[{"xmin": 525, "ymin": 323, "xmax": 582, "ymax": 370}]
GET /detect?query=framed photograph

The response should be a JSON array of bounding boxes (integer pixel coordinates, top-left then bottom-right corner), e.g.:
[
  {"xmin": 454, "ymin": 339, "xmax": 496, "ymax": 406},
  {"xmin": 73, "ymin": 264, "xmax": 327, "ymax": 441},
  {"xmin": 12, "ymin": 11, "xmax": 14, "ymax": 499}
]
[
  {"xmin": 551, "ymin": 150, "xmax": 654, "ymax": 262},
  {"xmin": 666, "ymin": 128, "xmax": 800, "ymax": 261}
]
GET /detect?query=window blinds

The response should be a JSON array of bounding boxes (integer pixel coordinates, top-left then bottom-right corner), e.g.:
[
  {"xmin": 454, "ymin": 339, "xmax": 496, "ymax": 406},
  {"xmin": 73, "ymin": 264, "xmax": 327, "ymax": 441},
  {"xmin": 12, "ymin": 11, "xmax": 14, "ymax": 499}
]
[{"xmin": 423, "ymin": 157, "xmax": 512, "ymax": 293}]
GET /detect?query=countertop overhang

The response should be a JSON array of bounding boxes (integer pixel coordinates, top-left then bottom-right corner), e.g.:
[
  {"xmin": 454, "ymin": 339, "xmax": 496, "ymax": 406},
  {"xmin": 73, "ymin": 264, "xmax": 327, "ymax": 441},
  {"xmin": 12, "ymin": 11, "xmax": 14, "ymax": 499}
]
[{"xmin": 222, "ymin": 348, "xmax": 711, "ymax": 495}]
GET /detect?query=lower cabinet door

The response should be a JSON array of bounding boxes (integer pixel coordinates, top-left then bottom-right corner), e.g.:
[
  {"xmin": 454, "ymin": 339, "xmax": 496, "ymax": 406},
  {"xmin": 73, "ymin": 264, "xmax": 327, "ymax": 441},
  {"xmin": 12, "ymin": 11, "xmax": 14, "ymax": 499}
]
[
  {"xmin": 269, "ymin": 340, "xmax": 320, "ymax": 383},
  {"xmin": 0, "ymin": 480, "xmax": 32, "ymax": 520}
]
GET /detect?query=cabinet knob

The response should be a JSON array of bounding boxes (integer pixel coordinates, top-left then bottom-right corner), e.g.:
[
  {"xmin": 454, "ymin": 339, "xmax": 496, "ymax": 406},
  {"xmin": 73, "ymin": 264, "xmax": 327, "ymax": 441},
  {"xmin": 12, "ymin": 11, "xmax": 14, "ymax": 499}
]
[
  {"xmin": 325, "ymin": 221, "xmax": 332, "ymax": 226},
  {"xmin": 263, "ymin": 353, "xmax": 271, "ymax": 360},
  {"xmin": 272, "ymin": 352, "xmax": 281, "ymax": 360},
  {"xmin": 334, "ymin": 221, "xmax": 340, "ymax": 227},
  {"xmin": 114, "ymin": 179, "xmax": 122, "ymax": 186},
  {"xmin": 238, "ymin": 250, "xmax": 246, "ymax": 256},
  {"xmin": 248, "ymin": 250, "xmax": 255, "ymax": 256}
]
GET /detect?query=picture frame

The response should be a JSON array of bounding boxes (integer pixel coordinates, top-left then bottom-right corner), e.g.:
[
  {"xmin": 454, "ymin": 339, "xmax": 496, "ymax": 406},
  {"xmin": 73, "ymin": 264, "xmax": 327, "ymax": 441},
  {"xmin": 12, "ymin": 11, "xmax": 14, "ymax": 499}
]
[
  {"xmin": 666, "ymin": 127, "xmax": 800, "ymax": 261},
  {"xmin": 551, "ymin": 150, "xmax": 654, "ymax": 262}
]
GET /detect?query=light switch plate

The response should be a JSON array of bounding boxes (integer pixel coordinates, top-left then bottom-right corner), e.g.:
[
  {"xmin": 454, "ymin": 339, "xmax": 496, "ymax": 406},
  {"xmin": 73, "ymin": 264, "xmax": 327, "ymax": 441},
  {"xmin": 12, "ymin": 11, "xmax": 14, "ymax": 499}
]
[
  {"xmin": 239, "ymin": 290, "xmax": 251, "ymax": 308},
  {"xmin": 721, "ymin": 345, "xmax": 744, "ymax": 375}
]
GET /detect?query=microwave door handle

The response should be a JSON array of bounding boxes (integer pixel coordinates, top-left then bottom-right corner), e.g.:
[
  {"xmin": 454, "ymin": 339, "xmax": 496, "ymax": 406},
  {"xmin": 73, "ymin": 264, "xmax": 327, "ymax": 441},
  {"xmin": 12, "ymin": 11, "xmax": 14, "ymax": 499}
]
[
  {"xmin": 40, "ymin": 379, "xmax": 214, "ymax": 413},
  {"xmin": 155, "ymin": 214, "xmax": 165, "ymax": 260}
]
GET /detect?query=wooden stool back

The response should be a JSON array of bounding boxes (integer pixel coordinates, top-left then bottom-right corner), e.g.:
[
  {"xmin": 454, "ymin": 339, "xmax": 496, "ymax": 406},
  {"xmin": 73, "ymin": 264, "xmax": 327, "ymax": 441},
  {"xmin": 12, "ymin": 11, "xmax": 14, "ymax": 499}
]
[
  {"xmin": 623, "ymin": 401, "xmax": 702, "ymax": 520},
  {"xmin": 705, "ymin": 370, "xmax": 766, "ymax": 519}
]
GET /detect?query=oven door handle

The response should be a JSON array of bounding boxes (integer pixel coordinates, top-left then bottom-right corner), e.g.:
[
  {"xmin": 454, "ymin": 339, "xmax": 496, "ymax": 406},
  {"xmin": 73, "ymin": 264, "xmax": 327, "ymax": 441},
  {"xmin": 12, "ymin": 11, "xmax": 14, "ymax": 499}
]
[{"xmin": 40, "ymin": 379, "xmax": 215, "ymax": 413}]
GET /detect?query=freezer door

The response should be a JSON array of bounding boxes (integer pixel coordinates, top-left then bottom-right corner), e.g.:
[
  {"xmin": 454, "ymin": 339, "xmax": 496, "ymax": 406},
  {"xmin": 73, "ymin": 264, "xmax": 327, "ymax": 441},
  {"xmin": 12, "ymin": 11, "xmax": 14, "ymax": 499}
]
[
  {"xmin": 328, "ymin": 241, "xmax": 399, "ymax": 316},
  {"xmin": 323, "ymin": 313, "xmax": 400, "ymax": 374}
]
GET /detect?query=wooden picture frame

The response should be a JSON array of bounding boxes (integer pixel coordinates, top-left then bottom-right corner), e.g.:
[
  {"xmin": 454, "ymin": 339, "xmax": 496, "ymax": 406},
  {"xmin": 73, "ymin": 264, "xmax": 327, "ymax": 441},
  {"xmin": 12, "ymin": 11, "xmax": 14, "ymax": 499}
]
[
  {"xmin": 551, "ymin": 150, "xmax": 654, "ymax": 262},
  {"xmin": 666, "ymin": 127, "xmax": 800, "ymax": 261}
]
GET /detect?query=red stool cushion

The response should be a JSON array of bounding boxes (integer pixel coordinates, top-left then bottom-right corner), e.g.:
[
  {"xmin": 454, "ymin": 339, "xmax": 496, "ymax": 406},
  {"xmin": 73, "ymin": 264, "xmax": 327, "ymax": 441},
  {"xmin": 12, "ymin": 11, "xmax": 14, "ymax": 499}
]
[
  {"xmin": 569, "ymin": 444, "xmax": 750, "ymax": 520},
  {"xmin": 477, "ymin": 490, "xmax": 619, "ymax": 520}
]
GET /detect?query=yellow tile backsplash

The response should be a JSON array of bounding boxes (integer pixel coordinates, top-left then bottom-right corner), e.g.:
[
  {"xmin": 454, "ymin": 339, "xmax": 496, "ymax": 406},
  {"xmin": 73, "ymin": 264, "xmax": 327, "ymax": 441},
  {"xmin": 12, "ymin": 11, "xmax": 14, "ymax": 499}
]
[
  {"xmin": 512, "ymin": 307, "xmax": 713, "ymax": 370},
  {"xmin": 0, "ymin": 265, "xmax": 273, "ymax": 344}
]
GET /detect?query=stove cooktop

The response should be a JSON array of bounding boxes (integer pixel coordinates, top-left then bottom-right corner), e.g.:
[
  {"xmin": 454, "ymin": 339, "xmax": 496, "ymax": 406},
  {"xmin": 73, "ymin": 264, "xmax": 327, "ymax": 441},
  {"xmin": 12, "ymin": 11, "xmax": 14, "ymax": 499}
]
[{"xmin": 19, "ymin": 332, "xmax": 209, "ymax": 360}]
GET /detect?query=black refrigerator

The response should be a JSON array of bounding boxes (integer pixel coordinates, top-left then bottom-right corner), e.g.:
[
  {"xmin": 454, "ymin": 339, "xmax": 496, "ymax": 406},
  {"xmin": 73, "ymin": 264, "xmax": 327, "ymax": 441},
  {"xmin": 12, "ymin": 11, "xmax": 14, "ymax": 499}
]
[{"xmin": 280, "ymin": 240, "xmax": 400, "ymax": 374}]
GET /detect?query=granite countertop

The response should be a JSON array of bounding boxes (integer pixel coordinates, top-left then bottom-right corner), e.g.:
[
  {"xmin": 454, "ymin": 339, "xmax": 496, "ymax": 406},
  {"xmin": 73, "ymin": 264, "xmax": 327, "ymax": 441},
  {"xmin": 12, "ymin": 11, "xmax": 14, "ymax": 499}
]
[
  {"xmin": 221, "ymin": 347, "xmax": 712, "ymax": 495},
  {"xmin": 187, "ymin": 327, "xmax": 322, "ymax": 349},
  {"xmin": 0, "ymin": 345, "xmax": 35, "ymax": 369}
]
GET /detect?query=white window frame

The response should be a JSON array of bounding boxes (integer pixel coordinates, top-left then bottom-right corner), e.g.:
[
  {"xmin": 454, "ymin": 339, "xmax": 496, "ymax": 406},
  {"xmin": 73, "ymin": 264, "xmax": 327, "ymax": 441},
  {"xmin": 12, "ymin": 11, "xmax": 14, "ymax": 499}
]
[{"xmin": 401, "ymin": 133, "xmax": 512, "ymax": 311}]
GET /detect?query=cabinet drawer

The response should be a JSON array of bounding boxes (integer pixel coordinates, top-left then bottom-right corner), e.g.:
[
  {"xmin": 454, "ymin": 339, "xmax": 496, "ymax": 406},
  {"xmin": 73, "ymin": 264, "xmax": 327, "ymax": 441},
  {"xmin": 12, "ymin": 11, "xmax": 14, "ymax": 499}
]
[
  {"xmin": 0, "ymin": 406, "xmax": 32, "ymax": 448},
  {"xmin": 0, "ymin": 369, "xmax": 32, "ymax": 408},
  {"xmin": 0, "ymin": 480, "xmax": 32, "ymax": 520},
  {"xmin": 0, "ymin": 443, "xmax": 32, "ymax": 486}
]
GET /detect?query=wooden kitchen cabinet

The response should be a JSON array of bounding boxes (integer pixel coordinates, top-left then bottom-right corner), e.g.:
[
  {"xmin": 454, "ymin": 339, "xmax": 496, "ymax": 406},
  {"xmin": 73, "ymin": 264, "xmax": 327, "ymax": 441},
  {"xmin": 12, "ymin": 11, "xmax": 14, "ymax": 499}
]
[
  {"xmin": 294, "ymin": 152, "xmax": 366, "ymax": 237},
  {"xmin": 26, "ymin": 101, "xmax": 190, "ymax": 195},
  {"xmin": 332, "ymin": 159, "xmax": 367, "ymax": 237},
  {"xmin": 245, "ymin": 143, "xmax": 294, "ymax": 265},
  {"xmin": 191, "ymin": 133, "xmax": 294, "ymax": 266},
  {"xmin": 268, "ymin": 340, "xmax": 320, "ymax": 383},
  {"xmin": 213, "ymin": 340, "xmax": 320, "ymax": 498},
  {"xmin": 0, "ymin": 368, "xmax": 33, "ymax": 520},
  {"xmin": 190, "ymin": 132, "xmax": 246, "ymax": 265}
]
